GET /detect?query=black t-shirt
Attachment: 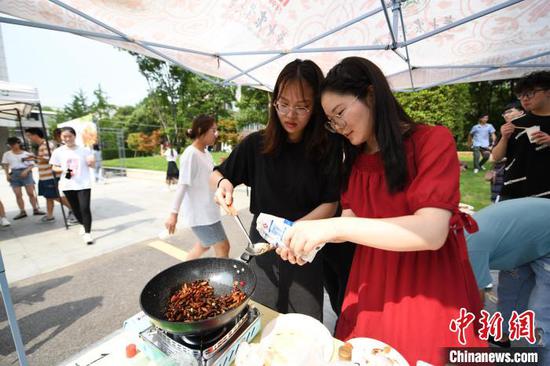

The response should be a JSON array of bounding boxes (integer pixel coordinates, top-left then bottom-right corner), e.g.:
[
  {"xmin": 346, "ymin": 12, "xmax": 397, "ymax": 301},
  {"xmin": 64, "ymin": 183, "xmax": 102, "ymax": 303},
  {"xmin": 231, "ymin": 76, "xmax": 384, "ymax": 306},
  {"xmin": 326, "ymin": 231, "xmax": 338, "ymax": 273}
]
[
  {"xmin": 215, "ymin": 131, "xmax": 341, "ymax": 221},
  {"xmin": 501, "ymin": 113, "xmax": 550, "ymax": 199}
]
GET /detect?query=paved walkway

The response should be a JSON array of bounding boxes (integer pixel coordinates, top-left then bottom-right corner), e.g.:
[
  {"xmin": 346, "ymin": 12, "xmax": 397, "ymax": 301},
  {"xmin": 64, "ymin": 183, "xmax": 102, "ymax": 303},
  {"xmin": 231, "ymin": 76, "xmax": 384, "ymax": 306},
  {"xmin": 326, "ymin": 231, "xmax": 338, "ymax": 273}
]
[
  {"xmin": 0, "ymin": 169, "xmax": 252, "ymax": 284},
  {"xmin": 0, "ymin": 169, "xmax": 339, "ymax": 365}
]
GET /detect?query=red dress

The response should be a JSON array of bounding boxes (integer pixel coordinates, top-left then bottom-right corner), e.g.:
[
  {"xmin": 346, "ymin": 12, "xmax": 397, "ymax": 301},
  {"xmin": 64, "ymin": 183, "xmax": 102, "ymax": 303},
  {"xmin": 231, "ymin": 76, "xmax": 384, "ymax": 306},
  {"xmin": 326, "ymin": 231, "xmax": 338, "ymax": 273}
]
[{"xmin": 335, "ymin": 125, "xmax": 487, "ymax": 365}]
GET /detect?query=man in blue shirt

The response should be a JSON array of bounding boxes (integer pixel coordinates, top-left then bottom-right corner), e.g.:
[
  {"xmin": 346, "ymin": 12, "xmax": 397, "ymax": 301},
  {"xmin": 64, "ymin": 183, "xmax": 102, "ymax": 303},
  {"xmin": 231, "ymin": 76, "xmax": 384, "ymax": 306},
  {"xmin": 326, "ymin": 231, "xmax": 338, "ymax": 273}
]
[
  {"xmin": 468, "ymin": 114, "xmax": 496, "ymax": 173},
  {"xmin": 466, "ymin": 198, "xmax": 550, "ymax": 351}
]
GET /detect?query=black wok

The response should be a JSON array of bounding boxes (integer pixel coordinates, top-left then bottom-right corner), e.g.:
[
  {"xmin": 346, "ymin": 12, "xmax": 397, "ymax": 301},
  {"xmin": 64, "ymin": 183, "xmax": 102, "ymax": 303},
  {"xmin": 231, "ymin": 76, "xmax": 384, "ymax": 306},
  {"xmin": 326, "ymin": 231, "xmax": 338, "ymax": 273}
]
[{"xmin": 140, "ymin": 257, "xmax": 256, "ymax": 335}]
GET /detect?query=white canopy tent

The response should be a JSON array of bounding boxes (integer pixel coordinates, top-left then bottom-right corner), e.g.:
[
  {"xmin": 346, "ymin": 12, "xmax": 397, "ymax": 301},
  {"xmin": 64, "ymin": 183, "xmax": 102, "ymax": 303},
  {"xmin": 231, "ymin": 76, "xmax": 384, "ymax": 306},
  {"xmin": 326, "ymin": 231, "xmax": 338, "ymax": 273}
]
[
  {"xmin": 0, "ymin": 0, "xmax": 548, "ymax": 92},
  {"xmin": 0, "ymin": 80, "xmax": 41, "ymax": 128}
]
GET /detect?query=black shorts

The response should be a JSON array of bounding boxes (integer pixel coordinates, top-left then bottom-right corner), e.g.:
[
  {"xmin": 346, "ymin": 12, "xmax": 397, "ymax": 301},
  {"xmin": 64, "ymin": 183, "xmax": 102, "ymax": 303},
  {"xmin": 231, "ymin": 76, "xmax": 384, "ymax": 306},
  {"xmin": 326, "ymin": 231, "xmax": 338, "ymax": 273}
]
[
  {"xmin": 38, "ymin": 178, "xmax": 60, "ymax": 199},
  {"xmin": 166, "ymin": 161, "xmax": 179, "ymax": 180}
]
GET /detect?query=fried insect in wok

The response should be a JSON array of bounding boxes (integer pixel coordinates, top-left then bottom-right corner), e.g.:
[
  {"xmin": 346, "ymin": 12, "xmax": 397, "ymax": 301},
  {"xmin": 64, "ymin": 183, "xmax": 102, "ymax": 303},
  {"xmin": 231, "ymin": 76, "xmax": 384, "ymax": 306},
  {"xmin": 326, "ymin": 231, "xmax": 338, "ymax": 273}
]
[{"xmin": 165, "ymin": 280, "xmax": 246, "ymax": 322}]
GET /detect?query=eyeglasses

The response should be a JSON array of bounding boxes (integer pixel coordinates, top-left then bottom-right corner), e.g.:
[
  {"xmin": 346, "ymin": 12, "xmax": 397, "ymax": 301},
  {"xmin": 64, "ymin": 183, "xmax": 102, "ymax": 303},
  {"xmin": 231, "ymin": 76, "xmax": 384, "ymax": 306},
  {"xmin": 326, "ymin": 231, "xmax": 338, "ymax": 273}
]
[
  {"xmin": 515, "ymin": 89, "xmax": 545, "ymax": 100},
  {"xmin": 324, "ymin": 96, "xmax": 358, "ymax": 133},
  {"xmin": 274, "ymin": 102, "xmax": 311, "ymax": 117}
]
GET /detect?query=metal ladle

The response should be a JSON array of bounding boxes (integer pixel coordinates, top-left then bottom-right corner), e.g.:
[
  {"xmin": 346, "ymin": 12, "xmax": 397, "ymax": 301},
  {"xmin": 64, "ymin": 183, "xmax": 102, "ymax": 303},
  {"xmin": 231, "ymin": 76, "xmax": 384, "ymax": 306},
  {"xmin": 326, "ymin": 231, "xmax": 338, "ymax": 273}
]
[{"xmin": 232, "ymin": 213, "xmax": 273, "ymax": 263}]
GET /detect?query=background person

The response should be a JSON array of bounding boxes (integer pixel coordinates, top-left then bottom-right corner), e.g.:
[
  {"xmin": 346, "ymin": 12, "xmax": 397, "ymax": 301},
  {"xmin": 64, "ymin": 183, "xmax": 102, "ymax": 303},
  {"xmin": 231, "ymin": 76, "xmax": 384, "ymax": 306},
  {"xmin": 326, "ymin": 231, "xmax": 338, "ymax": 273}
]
[
  {"xmin": 491, "ymin": 70, "xmax": 550, "ymax": 200},
  {"xmin": 277, "ymin": 57, "xmax": 486, "ymax": 365},
  {"xmin": 468, "ymin": 114, "xmax": 496, "ymax": 173},
  {"xmin": 466, "ymin": 198, "xmax": 550, "ymax": 354},
  {"xmin": 164, "ymin": 115, "xmax": 230, "ymax": 260},
  {"xmin": 1, "ymin": 137, "xmax": 45, "ymax": 219},
  {"xmin": 92, "ymin": 144, "xmax": 104, "ymax": 184},
  {"xmin": 50, "ymin": 127, "xmax": 95, "ymax": 245},
  {"xmin": 211, "ymin": 59, "xmax": 344, "ymax": 321},
  {"xmin": 24, "ymin": 127, "xmax": 76, "ymax": 223},
  {"xmin": 487, "ymin": 102, "xmax": 525, "ymax": 203},
  {"xmin": 163, "ymin": 142, "xmax": 179, "ymax": 190}
]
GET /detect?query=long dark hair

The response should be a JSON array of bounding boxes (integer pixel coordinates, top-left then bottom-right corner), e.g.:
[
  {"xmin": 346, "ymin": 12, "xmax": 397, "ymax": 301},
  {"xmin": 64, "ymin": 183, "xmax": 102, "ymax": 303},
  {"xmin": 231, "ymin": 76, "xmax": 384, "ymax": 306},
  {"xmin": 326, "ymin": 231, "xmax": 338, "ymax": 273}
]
[
  {"xmin": 261, "ymin": 59, "xmax": 331, "ymax": 161},
  {"xmin": 322, "ymin": 57, "xmax": 416, "ymax": 193}
]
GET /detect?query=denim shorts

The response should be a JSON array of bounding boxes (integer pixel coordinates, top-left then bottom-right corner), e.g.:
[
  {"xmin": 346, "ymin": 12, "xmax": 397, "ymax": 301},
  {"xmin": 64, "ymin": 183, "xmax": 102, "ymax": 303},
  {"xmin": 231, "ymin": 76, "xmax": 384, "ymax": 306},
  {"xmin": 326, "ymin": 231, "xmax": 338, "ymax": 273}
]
[
  {"xmin": 191, "ymin": 221, "xmax": 228, "ymax": 247},
  {"xmin": 9, "ymin": 168, "xmax": 35, "ymax": 188}
]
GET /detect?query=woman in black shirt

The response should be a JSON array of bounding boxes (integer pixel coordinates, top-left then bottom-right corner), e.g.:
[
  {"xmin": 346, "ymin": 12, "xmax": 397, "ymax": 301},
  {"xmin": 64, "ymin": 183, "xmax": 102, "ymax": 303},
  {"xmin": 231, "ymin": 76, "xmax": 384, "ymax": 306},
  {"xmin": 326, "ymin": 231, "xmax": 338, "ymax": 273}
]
[{"xmin": 210, "ymin": 59, "xmax": 345, "ymax": 320}]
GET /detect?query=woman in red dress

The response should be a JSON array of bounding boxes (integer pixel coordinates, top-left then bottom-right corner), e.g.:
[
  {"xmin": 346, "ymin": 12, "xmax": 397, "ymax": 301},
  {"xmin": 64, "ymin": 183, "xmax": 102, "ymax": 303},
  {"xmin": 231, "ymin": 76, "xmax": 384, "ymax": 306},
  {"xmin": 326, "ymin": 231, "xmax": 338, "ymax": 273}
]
[{"xmin": 277, "ymin": 57, "xmax": 487, "ymax": 365}]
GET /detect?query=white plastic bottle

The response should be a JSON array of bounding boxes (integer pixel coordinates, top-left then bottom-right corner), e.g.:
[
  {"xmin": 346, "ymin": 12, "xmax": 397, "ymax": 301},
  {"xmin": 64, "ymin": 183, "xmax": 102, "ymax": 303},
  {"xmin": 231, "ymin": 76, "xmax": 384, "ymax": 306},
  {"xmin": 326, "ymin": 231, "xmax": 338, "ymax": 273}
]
[{"xmin": 256, "ymin": 213, "xmax": 324, "ymax": 262}]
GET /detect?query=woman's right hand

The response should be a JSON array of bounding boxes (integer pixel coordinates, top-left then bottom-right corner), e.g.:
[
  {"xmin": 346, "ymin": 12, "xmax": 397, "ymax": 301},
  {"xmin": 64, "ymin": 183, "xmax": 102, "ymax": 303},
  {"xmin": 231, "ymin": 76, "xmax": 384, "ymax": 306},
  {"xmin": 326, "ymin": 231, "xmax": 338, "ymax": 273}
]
[
  {"xmin": 165, "ymin": 213, "xmax": 178, "ymax": 234},
  {"xmin": 214, "ymin": 178, "xmax": 235, "ymax": 215},
  {"xmin": 500, "ymin": 122, "xmax": 515, "ymax": 140}
]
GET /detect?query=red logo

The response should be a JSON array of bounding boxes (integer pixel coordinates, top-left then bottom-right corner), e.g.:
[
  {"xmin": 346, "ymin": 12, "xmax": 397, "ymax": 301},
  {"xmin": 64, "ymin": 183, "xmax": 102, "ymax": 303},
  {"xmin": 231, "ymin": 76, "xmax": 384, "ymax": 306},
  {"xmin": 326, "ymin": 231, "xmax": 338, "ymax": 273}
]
[
  {"xmin": 509, "ymin": 310, "xmax": 536, "ymax": 344},
  {"xmin": 449, "ymin": 308, "xmax": 476, "ymax": 345},
  {"xmin": 478, "ymin": 310, "xmax": 504, "ymax": 341}
]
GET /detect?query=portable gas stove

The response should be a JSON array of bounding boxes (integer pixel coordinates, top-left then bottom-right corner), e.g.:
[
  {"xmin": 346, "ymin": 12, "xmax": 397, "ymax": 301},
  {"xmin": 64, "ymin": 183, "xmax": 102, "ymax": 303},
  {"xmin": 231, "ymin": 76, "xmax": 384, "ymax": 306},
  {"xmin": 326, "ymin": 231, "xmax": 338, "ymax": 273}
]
[{"xmin": 139, "ymin": 305, "xmax": 261, "ymax": 366}]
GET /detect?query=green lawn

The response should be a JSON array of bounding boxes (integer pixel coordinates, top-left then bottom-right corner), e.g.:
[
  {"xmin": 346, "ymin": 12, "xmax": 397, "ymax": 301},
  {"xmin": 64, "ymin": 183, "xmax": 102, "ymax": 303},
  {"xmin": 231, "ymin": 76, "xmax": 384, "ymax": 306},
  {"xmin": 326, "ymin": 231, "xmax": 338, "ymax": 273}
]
[
  {"xmin": 103, "ymin": 152, "xmax": 229, "ymax": 171},
  {"xmin": 458, "ymin": 151, "xmax": 492, "ymax": 211},
  {"xmin": 104, "ymin": 151, "xmax": 492, "ymax": 210}
]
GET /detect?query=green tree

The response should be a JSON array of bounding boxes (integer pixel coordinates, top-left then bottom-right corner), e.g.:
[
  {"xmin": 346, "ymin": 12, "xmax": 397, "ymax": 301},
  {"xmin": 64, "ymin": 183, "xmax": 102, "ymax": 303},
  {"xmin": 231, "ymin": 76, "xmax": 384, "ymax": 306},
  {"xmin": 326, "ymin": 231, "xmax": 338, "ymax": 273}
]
[
  {"xmin": 234, "ymin": 86, "xmax": 269, "ymax": 129},
  {"xmin": 183, "ymin": 77, "xmax": 236, "ymax": 121},
  {"xmin": 126, "ymin": 132, "xmax": 141, "ymax": 157},
  {"xmin": 63, "ymin": 89, "xmax": 91, "ymax": 119},
  {"xmin": 91, "ymin": 84, "xmax": 115, "ymax": 119},
  {"xmin": 130, "ymin": 53, "xmax": 236, "ymax": 149},
  {"xmin": 468, "ymin": 80, "xmax": 513, "ymax": 133},
  {"xmin": 217, "ymin": 119, "xmax": 239, "ymax": 148},
  {"xmin": 395, "ymin": 84, "xmax": 472, "ymax": 146},
  {"xmin": 132, "ymin": 55, "xmax": 190, "ymax": 148}
]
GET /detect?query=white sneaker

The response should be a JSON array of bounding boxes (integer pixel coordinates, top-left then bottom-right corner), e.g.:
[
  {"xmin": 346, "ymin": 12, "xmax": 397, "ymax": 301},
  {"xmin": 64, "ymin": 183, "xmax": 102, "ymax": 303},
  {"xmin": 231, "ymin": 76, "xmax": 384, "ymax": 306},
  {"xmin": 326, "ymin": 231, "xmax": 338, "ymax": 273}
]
[
  {"xmin": 0, "ymin": 217, "xmax": 10, "ymax": 227},
  {"xmin": 473, "ymin": 168, "xmax": 479, "ymax": 174},
  {"xmin": 481, "ymin": 166, "xmax": 486, "ymax": 171},
  {"xmin": 82, "ymin": 233, "xmax": 94, "ymax": 245},
  {"xmin": 79, "ymin": 226, "xmax": 85, "ymax": 235}
]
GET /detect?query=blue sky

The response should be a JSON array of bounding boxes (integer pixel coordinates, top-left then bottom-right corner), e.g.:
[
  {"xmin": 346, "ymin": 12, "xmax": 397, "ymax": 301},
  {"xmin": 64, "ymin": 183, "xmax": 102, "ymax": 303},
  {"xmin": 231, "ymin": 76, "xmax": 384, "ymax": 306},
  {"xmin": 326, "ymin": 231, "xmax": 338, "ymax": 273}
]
[{"xmin": 2, "ymin": 23, "xmax": 149, "ymax": 109}]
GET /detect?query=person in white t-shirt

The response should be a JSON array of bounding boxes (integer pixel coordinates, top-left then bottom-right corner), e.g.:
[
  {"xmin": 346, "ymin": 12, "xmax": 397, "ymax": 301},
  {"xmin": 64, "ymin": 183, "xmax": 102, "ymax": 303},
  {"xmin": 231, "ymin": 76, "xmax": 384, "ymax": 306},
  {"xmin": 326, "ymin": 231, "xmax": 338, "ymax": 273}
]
[
  {"xmin": 163, "ymin": 142, "xmax": 179, "ymax": 190},
  {"xmin": 1, "ymin": 136, "xmax": 45, "ymax": 219},
  {"xmin": 50, "ymin": 127, "xmax": 96, "ymax": 245},
  {"xmin": 164, "ymin": 115, "xmax": 230, "ymax": 260}
]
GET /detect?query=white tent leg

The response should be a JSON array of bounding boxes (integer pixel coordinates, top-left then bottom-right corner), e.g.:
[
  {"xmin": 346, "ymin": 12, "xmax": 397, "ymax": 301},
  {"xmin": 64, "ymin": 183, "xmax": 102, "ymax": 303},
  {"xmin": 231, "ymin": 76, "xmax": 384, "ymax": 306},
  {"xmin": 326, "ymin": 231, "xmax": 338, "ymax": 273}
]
[{"xmin": 0, "ymin": 251, "xmax": 29, "ymax": 366}]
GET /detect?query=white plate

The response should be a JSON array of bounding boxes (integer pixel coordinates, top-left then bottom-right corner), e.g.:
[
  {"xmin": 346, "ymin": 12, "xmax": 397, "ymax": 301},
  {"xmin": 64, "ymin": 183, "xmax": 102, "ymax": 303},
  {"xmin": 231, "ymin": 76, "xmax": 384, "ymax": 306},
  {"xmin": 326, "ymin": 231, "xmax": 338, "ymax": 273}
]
[
  {"xmin": 348, "ymin": 337, "xmax": 409, "ymax": 366},
  {"xmin": 260, "ymin": 313, "xmax": 334, "ymax": 363}
]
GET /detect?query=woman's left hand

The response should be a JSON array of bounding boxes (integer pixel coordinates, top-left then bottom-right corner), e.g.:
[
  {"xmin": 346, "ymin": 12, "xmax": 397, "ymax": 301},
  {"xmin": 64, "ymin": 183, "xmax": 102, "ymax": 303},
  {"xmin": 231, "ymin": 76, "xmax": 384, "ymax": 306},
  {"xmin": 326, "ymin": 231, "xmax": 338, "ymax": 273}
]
[{"xmin": 532, "ymin": 131, "xmax": 550, "ymax": 145}]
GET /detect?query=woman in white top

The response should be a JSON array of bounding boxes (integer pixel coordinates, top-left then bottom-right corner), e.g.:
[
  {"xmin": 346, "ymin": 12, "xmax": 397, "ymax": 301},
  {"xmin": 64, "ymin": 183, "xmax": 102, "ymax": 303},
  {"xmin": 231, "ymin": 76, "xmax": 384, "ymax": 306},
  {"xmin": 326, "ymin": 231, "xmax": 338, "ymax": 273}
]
[
  {"xmin": 163, "ymin": 142, "xmax": 179, "ymax": 189},
  {"xmin": 1, "ymin": 136, "xmax": 44, "ymax": 219},
  {"xmin": 50, "ymin": 127, "xmax": 95, "ymax": 245},
  {"xmin": 164, "ymin": 115, "xmax": 230, "ymax": 260}
]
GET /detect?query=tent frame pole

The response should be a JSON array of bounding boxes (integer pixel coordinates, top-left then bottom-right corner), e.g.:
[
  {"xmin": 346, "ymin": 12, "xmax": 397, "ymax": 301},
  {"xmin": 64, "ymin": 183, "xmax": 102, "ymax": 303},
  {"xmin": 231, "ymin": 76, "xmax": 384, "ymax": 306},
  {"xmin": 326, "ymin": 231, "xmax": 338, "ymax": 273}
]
[
  {"xmin": 0, "ymin": 251, "xmax": 29, "ymax": 366},
  {"xmin": 223, "ymin": 5, "xmax": 387, "ymax": 83},
  {"xmin": 398, "ymin": 0, "xmax": 524, "ymax": 47},
  {"xmin": 0, "ymin": 0, "xmax": 538, "ymax": 89},
  {"xmin": 49, "ymin": 0, "xmax": 223, "ymax": 85},
  {"xmin": 407, "ymin": 49, "xmax": 550, "ymax": 91}
]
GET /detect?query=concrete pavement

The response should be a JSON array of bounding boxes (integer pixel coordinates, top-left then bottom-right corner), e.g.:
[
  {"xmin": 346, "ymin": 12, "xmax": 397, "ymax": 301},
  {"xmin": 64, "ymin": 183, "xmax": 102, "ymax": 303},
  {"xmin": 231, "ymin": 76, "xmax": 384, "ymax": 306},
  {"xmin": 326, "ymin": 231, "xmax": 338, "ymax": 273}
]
[
  {"xmin": 0, "ymin": 169, "xmax": 252, "ymax": 284},
  {"xmin": 0, "ymin": 169, "xmax": 338, "ymax": 365}
]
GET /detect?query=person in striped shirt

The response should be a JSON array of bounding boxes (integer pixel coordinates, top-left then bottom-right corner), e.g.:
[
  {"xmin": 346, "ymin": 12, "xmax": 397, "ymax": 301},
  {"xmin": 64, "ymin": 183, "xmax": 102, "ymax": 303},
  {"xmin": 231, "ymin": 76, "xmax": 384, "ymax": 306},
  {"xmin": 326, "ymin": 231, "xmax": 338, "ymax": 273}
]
[{"xmin": 25, "ymin": 128, "xmax": 76, "ymax": 223}]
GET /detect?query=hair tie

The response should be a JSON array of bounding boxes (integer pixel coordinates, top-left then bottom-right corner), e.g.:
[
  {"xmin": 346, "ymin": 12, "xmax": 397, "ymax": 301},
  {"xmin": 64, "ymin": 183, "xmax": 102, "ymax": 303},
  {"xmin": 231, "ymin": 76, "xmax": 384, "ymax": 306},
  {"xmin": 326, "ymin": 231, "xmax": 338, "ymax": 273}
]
[{"xmin": 187, "ymin": 128, "xmax": 192, "ymax": 134}]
